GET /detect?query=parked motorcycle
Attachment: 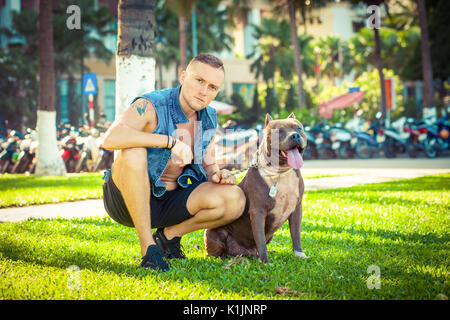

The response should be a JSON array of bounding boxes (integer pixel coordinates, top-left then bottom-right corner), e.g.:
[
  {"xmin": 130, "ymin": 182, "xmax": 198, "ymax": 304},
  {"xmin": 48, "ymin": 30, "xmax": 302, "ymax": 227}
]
[
  {"xmin": 329, "ymin": 123, "xmax": 355, "ymax": 159},
  {"xmin": 417, "ymin": 117, "xmax": 450, "ymax": 158},
  {"xmin": 402, "ymin": 118, "xmax": 433, "ymax": 158},
  {"xmin": 382, "ymin": 117, "xmax": 411, "ymax": 158},
  {"xmin": 0, "ymin": 131, "xmax": 21, "ymax": 173},
  {"xmin": 60, "ymin": 135, "xmax": 82, "ymax": 173},
  {"xmin": 303, "ymin": 126, "xmax": 319, "ymax": 160},
  {"xmin": 11, "ymin": 129, "xmax": 38, "ymax": 173},
  {"xmin": 351, "ymin": 113, "xmax": 385, "ymax": 159},
  {"xmin": 75, "ymin": 132, "xmax": 100, "ymax": 173},
  {"xmin": 308, "ymin": 122, "xmax": 335, "ymax": 159}
]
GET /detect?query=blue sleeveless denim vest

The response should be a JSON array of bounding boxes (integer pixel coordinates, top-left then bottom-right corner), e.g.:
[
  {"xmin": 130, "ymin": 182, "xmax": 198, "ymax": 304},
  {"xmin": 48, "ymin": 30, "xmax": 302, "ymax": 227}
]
[{"xmin": 132, "ymin": 85, "xmax": 217, "ymax": 198}]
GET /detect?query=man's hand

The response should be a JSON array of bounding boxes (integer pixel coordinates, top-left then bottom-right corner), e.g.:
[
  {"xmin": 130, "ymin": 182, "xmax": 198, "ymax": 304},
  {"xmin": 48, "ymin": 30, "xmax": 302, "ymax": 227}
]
[
  {"xmin": 211, "ymin": 169, "xmax": 236, "ymax": 185},
  {"xmin": 170, "ymin": 138, "xmax": 193, "ymax": 167}
]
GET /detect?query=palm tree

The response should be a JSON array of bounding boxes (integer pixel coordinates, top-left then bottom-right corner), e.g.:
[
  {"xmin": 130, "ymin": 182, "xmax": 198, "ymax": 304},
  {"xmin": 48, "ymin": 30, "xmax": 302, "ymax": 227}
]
[
  {"xmin": 349, "ymin": 0, "xmax": 389, "ymax": 120},
  {"xmin": 286, "ymin": 0, "xmax": 306, "ymax": 108},
  {"xmin": 417, "ymin": 0, "xmax": 434, "ymax": 109},
  {"xmin": 316, "ymin": 36, "xmax": 342, "ymax": 86},
  {"xmin": 116, "ymin": 0, "xmax": 155, "ymax": 117},
  {"xmin": 35, "ymin": 0, "xmax": 66, "ymax": 176},
  {"xmin": 166, "ymin": 0, "xmax": 192, "ymax": 77}
]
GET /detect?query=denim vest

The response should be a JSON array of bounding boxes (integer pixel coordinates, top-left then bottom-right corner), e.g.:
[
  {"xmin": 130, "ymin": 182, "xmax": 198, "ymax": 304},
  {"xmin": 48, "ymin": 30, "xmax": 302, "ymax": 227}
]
[{"xmin": 132, "ymin": 85, "xmax": 217, "ymax": 198}]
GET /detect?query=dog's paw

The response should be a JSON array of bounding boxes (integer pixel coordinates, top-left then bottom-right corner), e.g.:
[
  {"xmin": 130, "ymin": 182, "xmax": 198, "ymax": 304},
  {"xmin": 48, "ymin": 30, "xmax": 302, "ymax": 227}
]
[{"xmin": 294, "ymin": 250, "xmax": 308, "ymax": 259}]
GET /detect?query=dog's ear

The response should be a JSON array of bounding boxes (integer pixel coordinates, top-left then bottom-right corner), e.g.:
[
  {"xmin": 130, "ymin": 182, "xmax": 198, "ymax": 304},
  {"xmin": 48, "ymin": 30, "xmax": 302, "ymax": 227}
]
[
  {"xmin": 288, "ymin": 112, "xmax": 296, "ymax": 120},
  {"xmin": 264, "ymin": 114, "xmax": 273, "ymax": 128}
]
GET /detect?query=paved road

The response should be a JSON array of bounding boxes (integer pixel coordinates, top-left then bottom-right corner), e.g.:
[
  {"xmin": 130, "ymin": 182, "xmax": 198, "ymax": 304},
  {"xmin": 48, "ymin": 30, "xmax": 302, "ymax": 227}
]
[
  {"xmin": 1, "ymin": 158, "xmax": 449, "ymax": 223},
  {"xmin": 303, "ymin": 156, "xmax": 450, "ymax": 169}
]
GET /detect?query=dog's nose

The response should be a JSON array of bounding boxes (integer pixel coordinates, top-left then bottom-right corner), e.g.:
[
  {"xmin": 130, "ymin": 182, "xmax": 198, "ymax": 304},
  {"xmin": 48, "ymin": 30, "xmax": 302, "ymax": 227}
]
[{"xmin": 290, "ymin": 133, "xmax": 301, "ymax": 144}]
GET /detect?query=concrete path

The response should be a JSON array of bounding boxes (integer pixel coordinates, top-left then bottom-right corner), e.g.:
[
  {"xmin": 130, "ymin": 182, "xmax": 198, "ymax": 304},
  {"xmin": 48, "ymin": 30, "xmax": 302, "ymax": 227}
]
[{"xmin": 1, "ymin": 159, "xmax": 449, "ymax": 223}]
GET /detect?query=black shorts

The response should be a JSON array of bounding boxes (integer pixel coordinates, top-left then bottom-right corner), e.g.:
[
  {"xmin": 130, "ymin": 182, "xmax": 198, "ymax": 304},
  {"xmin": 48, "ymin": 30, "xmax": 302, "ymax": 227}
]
[{"xmin": 102, "ymin": 169, "xmax": 201, "ymax": 228}]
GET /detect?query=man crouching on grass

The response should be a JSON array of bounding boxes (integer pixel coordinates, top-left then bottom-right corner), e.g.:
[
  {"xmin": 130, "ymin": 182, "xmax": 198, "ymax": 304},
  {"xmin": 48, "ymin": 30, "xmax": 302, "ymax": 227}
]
[{"xmin": 101, "ymin": 53, "xmax": 246, "ymax": 271}]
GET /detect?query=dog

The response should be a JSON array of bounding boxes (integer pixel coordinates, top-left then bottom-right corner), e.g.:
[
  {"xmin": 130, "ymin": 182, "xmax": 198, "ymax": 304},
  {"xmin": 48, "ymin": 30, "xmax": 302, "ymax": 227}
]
[{"xmin": 204, "ymin": 113, "xmax": 308, "ymax": 263}]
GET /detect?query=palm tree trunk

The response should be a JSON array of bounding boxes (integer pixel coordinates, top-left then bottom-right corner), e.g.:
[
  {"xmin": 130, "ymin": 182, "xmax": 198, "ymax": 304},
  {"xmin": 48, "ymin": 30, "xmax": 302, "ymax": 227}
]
[
  {"xmin": 287, "ymin": 0, "xmax": 306, "ymax": 109},
  {"xmin": 417, "ymin": 0, "xmax": 434, "ymax": 109},
  {"xmin": 373, "ymin": 27, "xmax": 387, "ymax": 122},
  {"xmin": 178, "ymin": 10, "xmax": 187, "ymax": 77},
  {"xmin": 116, "ymin": 0, "xmax": 156, "ymax": 117},
  {"xmin": 35, "ymin": 0, "xmax": 66, "ymax": 176}
]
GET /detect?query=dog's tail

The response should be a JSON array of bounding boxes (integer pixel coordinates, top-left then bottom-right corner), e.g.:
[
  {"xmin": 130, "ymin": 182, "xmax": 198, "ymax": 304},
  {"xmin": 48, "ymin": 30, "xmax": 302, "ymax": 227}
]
[{"xmin": 204, "ymin": 228, "xmax": 227, "ymax": 257}]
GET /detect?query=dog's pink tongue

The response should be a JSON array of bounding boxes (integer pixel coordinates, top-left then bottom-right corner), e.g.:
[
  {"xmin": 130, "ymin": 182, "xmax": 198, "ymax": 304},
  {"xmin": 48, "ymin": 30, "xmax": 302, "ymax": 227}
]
[{"xmin": 286, "ymin": 148, "xmax": 304, "ymax": 169}]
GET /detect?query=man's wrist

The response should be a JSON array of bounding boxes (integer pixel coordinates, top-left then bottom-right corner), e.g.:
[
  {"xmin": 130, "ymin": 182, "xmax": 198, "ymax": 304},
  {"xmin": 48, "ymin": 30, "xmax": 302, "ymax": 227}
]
[{"xmin": 168, "ymin": 136, "xmax": 177, "ymax": 150}]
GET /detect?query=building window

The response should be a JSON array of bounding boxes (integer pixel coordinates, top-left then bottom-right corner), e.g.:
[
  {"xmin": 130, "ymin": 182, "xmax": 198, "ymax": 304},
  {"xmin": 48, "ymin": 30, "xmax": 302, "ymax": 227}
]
[
  {"xmin": 59, "ymin": 79, "xmax": 70, "ymax": 124},
  {"xmin": 104, "ymin": 79, "xmax": 115, "ymax": 122}
]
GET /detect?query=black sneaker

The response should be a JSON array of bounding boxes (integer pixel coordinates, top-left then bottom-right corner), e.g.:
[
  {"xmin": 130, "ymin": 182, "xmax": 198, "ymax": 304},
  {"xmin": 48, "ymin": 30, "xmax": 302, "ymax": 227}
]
[
  {"xmin": 139, "ymin": 244, "xmax": 170, "ymax": 272},
  {"xmin": 153, "ymin": 228, "xmax": 186, "ymax": 259}
]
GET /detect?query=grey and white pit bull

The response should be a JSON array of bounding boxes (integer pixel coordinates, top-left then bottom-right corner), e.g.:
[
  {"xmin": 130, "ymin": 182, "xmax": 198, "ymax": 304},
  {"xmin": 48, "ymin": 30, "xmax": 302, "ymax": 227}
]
[{"xmin": 204, "ymin": 113, "xmax": 308, "ymax": 263}]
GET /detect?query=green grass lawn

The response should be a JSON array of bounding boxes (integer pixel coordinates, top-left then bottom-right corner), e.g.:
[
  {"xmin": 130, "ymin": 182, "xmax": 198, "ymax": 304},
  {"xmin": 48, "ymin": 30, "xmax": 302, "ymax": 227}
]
[
  {"xmin": 0, "ymin": 173, "xmax": 105, "ymax": 208},
  {"xmin": 0, "ymin": 173, "xmax": 448, "ymax": 300},
  {"xmin": 0, "ymin": 171, "xmax": 350, "ymax": 208}
]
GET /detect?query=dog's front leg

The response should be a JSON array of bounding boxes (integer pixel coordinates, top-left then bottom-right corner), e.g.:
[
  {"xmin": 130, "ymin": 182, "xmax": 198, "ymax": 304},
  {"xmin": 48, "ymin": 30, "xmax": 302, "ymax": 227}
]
[
  {"xmin": 250, "ymin": 210, "xmax": 269, "ymax": 263},
  {"xmin": 289, "ymin": 202, "xmax": 308, "ymax": 259}
]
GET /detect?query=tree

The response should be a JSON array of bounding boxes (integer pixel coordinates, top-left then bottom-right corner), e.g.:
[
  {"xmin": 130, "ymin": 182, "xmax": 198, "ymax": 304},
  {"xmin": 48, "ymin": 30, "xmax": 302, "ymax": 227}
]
[
  {"xmin": 35, "ymin": 0, "xmax": 66, "ymax": 176},
  {"xmin": 116, "ymin": 0, "xmax": 156, "ymax": 117},
  {"xmin": 348, "ymin": 0, "xmax": 389, "ymax": 121},
  {"xmin": 417, "ymin": 0, "xmax": 434, "ymax": 109},
  {"xmin": 155, "ymin": 0, "xmax": 233, "ymax": 83},
  {"xmin": 428, "ymin": 0, "xmax": 450, "ymax": 105},
  {"xmin": 166, "ymin": 0, "xmax": 192, "ymax": 77},
  {"xmin": 248, "ymin": 18, "xmax": 291, "ymax": 116},
  {"xmin": 0, "ymin": 2, "xmax": 115, "ymax": 127},
  {"xmin": 286, "ymin": 0, "xmax": 306, "ymax": 108},
  {"xmin": 316, "ymin": 35, "xmax": 352, "ymax": 86},
  {"xmin": 53, "ymin": 0, "xmax": 115, "ymax": 125},
  {"xmin": 269, "ymin": 0, "xmax": 329, "ymax": 109}
]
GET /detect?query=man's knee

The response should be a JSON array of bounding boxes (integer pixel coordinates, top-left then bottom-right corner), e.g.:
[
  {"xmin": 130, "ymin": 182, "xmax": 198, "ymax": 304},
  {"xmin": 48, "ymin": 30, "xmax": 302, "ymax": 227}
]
[
  {"xmin": 116, "ymin": 147, "xmax": 147, "ymax": 172},
  {"xmin": 223, "ymin": 185, "xmax": 246, "ymax": 221}
]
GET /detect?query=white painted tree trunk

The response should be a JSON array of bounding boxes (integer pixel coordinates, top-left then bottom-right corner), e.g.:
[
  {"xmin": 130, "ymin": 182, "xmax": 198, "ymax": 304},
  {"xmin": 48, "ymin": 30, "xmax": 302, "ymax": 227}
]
[
  {"xmin": 115, "ymin": 55, "xmax": 155, "ymax": 118},
  {"xmin": 34, "ymin": 110, "xmax": 67, "ymax": 176}
]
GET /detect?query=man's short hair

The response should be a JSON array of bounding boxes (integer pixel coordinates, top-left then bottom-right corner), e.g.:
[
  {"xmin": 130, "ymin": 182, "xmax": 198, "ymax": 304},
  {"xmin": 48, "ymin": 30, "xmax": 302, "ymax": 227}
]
[{"xmin": 188, "ymin": 53, "xmax": 224, "ymax": 72}]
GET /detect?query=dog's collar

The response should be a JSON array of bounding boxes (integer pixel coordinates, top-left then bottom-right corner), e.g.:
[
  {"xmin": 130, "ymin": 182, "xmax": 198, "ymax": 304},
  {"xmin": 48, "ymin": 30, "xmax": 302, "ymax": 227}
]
[{"xmin": 253, "ymin": 148, "xmax": 293, "ymax": 177}]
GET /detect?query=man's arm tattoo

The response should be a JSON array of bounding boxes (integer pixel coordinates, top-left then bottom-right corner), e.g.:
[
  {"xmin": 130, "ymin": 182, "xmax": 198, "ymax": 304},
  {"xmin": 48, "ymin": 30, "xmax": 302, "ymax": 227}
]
[{"xmin": 134, "ymin": 100, "xmax": 148, "ymax": 117}]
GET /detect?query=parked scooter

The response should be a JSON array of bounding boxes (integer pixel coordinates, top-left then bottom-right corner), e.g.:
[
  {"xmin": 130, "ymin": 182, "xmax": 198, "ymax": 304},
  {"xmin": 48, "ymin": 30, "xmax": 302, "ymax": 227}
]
[
  {"xmin": 303, "ymin": 126, "xmax": 319, "ymax": 160},
  {"xmin": 329, "ymin": 123, "xmax": 355, "ymax": 159},
  {"xmin": 0, "ymin": 131, "xmax": 22, "ymax": 173},
  {"xmin": 351, "ymin": 112, "xmax": 385, "ymax": 159},
  {"xmin": 421, "ymin": 116, "xmax": 450, "ymax": 157},
  {"xmin": 431, "ymin": 117, "xmax": 450, "ymax": 154},
  {"xmin": 12, "ymin": 129, "xmax": 38, "ymax": 173},
  {"xmin": 382, "ymin": 117, "xmax": 411, "ymax": 158},
  {"xmin": 308, "ymin": 122, "xmax": 335, "ymax": 159},
  {"xmin": 60, "ymin": 134, "xmax": 82, "ymax": 173},
  {"xmin": 402, "ymin": 118, "xmax": 434, "ymax": 158},
  {"xmin": 75, "ymin": 130, "xmax": 101, "ymax": 173}
]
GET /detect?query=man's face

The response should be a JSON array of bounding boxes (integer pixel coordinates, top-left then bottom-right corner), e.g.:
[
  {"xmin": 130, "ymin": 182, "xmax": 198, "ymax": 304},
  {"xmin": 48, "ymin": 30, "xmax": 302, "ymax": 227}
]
[{"xmin": 179, "ymin": 62, "xmax": 225, "ymax": 113}]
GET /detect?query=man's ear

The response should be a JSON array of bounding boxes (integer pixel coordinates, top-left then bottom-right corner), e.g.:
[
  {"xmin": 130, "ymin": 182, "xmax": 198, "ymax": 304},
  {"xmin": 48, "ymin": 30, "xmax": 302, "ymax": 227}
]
[
  {"xmin": 288, "ymin": 112, "xmax": 296, "ymax": 120},
  {"xmin": 264, "ymin": 114, "xmax": 273, "ymax": 128},
  {"xmin": 179, "ymin": 70, "xmax": 187, "ymax": 85}
]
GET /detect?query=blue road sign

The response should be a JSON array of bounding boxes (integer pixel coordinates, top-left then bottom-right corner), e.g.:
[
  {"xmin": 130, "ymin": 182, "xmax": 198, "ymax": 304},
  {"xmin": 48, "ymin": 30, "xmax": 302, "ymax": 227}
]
[
  {"xmin": 349, "ymin": 87, "xmax": 360, "ymax": 93},
  {"xmin": 82, "ymin": 73, "xmax": 98, "ymax": 96}
]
